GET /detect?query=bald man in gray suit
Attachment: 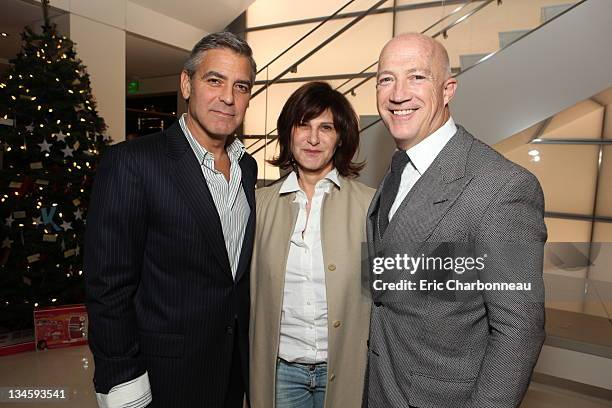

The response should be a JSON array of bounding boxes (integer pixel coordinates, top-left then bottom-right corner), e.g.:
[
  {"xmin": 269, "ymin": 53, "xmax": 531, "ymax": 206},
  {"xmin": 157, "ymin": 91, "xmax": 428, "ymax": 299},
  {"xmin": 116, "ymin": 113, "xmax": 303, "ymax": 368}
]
[{"xmin": 363, "ymin": 33, "xmax": 546, "ymax": 408}]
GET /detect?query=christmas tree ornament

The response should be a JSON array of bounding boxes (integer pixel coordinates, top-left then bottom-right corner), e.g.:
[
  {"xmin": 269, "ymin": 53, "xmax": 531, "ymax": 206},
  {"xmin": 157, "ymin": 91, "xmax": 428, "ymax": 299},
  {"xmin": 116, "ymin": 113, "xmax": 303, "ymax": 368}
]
[
  {"xmin": 27, "ymin": 254, "xmax": 41, "ymax": 263},
  {"xmin": 61, "ymin": 145, "xmax": 74, "ymax": 157},
  {"xmin": 1, "ymin": 237, "xmax": 13, "ymax": 248},
  {"xmin": 53, "ymin": 130, "xmax": 67, "ymax": 143},
  {"xmin": 4, "ymin": 214, "xmax": 14, "ymax": 227},
  {"xmin": 41, "ymin": 207, "xmax": 61, "ymax": 232},
  {"xmin": 38, "ymin": 138, "xmax": 51, "ymax": 152}
]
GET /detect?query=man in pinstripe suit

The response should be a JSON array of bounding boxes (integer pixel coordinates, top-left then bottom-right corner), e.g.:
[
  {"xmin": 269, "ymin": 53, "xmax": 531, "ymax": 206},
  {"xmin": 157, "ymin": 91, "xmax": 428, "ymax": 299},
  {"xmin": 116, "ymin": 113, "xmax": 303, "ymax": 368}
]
[
  {"xmin": 85, "ymin": 32, "xmax": 257, "ymax": 408},
  {"xmin": 363, "ymin": 33, "xmax": 546, "ymax": 407}
]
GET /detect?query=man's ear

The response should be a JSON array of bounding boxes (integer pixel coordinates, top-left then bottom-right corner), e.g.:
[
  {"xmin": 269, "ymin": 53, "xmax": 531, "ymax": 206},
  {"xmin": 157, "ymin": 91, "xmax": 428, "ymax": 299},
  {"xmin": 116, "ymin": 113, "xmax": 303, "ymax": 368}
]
[
  {"xmin": 180, "ymin": 70, "xmax": 191, "ymax": 100},
  {"xmin": 443, "ymin": 77, "xmax": 458, "ymax": 106}
]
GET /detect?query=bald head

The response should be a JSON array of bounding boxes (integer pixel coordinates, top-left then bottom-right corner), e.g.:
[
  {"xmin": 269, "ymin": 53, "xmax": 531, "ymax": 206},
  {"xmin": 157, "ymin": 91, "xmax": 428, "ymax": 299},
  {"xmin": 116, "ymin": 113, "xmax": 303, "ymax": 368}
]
[
  {"xmin": 376, "ymin": 32, "xmax": 457, "ymax": 150},
  {"xmin": 381, "ymin": 33, "xmax": 451, "ymax": 80}
]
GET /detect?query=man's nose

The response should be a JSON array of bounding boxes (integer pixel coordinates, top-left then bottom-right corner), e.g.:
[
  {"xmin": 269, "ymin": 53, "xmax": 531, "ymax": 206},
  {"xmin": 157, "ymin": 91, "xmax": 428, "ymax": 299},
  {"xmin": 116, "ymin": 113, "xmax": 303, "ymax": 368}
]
[
  {"xmin": 219, "ymin": 84, "xmax": 234, "ymax": 105},
  {"xmin": 390, "ymin": 80, "xmax": 412, "ymax": 103}
]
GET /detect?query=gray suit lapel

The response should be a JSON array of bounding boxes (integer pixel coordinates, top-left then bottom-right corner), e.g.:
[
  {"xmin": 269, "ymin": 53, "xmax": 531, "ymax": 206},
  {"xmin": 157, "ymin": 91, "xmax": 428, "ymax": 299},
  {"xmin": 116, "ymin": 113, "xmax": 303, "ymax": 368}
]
[{"xmin": 382, "ymin": 126, "xmax": 475, "ymax": 248}]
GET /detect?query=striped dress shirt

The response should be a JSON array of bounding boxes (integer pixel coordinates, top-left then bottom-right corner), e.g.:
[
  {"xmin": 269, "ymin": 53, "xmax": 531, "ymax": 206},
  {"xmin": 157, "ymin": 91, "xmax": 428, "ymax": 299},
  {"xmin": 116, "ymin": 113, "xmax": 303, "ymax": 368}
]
[{"xmin": 179, "ymin": 114, "xmax": 250, "ymax": 279}]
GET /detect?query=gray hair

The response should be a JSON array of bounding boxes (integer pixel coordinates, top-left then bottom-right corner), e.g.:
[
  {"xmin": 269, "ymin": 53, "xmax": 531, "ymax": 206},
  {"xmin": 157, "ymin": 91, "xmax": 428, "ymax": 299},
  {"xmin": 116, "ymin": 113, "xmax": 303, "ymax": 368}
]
[{"xmin": 183, "ymin": 32, "xmax": 257, "ymax": 84}]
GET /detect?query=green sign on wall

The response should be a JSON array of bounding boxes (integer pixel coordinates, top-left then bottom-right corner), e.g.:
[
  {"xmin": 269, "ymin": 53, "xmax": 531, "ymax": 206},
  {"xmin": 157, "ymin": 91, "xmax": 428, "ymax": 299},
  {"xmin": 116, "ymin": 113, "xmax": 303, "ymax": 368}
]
[{"xmin": 127, "ymin": 80, "xmax": 139, "ymax": 94}]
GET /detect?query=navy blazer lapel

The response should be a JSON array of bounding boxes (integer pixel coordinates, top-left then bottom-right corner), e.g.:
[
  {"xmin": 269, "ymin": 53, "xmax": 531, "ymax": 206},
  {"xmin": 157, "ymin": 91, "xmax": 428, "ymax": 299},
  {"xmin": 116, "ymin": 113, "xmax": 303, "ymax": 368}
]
[
  {"xmin": 166, "ymin": 121, "xmax": 232, "ymax": 278},
  {"xmin": 239, "ymin": 156, "xmax": 255, "ymax": 211},
  {"xmin": 234, "ymin": 155, "xmax": 256, "ymax": 283},
  {"xmin": 383, "ymin": 127, "xmax": 475, "ymax": 247}
]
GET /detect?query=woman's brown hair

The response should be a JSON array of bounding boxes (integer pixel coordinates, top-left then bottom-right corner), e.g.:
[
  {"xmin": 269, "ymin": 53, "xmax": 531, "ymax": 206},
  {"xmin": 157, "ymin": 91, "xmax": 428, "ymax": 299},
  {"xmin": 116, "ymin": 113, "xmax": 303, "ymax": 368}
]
[{"xmin": 268, "ymin": 81, "xmax": 365, "ymax": 178}]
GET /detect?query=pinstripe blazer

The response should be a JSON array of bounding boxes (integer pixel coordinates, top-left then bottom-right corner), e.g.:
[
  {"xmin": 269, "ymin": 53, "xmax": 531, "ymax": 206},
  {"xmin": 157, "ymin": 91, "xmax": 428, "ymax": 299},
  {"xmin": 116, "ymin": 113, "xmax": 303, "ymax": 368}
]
[
  {"xmin": 364, "ymin": 126, "xmax": 547, "ymax": 408},
  {"xmin": 84, "ymin": 121, "xmax": 257, "ymax": 407}
]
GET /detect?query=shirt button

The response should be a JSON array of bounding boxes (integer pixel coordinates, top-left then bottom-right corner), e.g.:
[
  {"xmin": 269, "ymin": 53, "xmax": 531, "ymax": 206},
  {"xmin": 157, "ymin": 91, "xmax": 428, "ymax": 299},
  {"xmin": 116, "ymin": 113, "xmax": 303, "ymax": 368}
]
[
  {"xmin": 328, "ymin": 264, "xmax": 336, "ymax": 271},
  {"xmin": 333, "ymin": 320, "xmax": 341, "ymax": 328}
]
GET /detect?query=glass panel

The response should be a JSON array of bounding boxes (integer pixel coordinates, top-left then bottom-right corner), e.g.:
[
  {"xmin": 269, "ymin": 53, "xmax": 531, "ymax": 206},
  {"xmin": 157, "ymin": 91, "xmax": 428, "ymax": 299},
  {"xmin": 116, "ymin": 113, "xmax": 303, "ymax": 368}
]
[
  {"xmin": 459, "ymin": 53, "xmax": 488, "ymax": 71},
  {"xmin": 403, "ymin": 0, "xmax": 581, "ymax": 73},
  {"xmin": 498, "ymin": 29, "xmax": 530, "ymax": 49},
  {"xmin": 543, "ymin": 238, "xmax": 602, "ymax": 317},
  {"xmin": 591, "ymin": 223, "xmax": 612, "ymax": 282},
  {"xmin": 590, "ymin": 226, "xmax": 612, "ymax": 318},
  {"xmin": 248, "ymin": 13, "xmax": 392, "ymax": 82},
  {"xmin": 543, "ymin": 218, "xmax": 590, "ymax": 280},
  {"xmin": 493, "ymin": 121, "xmax": 542, "ymax": 155},
  {"xmin": 592, "ymin": 87, "xmax": 612, "ymax": 139},
  {"xmin": 595, "ymin": 146, "xmax": 611, "ymax": 218},
  {"xmin": 539, "ymin": 100, "xmax": 604, "ymax": 140},
  {"xmin": 541, "ymin": 3, "xmax": 575, "ymax": 23},
  {"xmin": 545, "ymin": 218, "xmax": 592, "ymax": 243},
  {"xmin": 504, "ymin": 144, "xmax": 599, "ymax": 215},
  {"xmin": 394, "ymin": 1, "xmax": 482, "ymax": 37}
]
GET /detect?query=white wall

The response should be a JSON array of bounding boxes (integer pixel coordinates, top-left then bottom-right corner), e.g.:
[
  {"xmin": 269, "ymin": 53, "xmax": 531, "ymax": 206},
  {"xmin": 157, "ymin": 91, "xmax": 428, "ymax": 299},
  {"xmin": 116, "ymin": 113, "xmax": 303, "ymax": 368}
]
[{"xmin": 70, "ymin": 14, "xmax": 126, "ymax": 142}]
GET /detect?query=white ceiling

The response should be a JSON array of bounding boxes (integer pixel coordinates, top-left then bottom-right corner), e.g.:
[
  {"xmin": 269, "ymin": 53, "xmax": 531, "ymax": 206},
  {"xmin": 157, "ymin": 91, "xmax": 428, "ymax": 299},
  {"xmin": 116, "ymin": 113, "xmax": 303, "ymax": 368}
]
[
  {"xmin": 129, "ymin": 0, "xmax": 253, "ymax": 33},
  {"xmin": 1, "ymin": 0, "xmax": 253, "ymax": 79}
]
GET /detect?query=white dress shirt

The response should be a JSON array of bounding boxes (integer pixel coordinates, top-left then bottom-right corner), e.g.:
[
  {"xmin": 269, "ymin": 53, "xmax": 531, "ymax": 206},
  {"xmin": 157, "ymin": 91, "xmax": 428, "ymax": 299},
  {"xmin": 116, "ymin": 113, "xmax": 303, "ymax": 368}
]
[
  {"xmin": 277, "ymin": 169, "xmax": 341, "ymax": 364},
  {"xmin": 388, "ymin": 117, "xmax": 457, "ymax": 220}
]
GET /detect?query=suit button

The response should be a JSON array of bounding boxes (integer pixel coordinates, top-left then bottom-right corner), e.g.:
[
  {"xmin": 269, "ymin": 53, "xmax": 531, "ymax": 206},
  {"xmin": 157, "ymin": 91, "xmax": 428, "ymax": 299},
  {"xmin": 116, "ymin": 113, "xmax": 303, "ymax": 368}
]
[
  {"xmin": 332, "ymin": 320, "xmax": 341, "ymax": 328},
  {"xmin": 226, "ymin": 325, "xmax": 233, "ymax": 335},
  {"xmin": 328, "ymin": 264, "xmax": 336, "ymax": 271},
  {"xmin": 329, "ymin": 373, "xmax": 336, "ymax": 382}
]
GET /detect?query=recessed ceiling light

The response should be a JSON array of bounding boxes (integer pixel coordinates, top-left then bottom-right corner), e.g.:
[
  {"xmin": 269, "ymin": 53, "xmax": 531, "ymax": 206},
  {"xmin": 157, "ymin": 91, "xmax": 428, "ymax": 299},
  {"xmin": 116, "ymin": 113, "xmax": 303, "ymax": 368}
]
[
  {"xmin": 0, "ymin": 32, "xmax": 8, "ymax": 38},
  {"xmin": 528, "ymin": 149, "xmax": 540, "ymax": 157}
]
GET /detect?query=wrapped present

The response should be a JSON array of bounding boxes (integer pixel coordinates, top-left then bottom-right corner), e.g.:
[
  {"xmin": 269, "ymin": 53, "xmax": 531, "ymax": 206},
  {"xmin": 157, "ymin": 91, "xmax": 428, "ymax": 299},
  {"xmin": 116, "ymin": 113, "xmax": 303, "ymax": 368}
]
[{"xmin": 34, "ymin": 304, "xmax": 88, "ymax": 350}]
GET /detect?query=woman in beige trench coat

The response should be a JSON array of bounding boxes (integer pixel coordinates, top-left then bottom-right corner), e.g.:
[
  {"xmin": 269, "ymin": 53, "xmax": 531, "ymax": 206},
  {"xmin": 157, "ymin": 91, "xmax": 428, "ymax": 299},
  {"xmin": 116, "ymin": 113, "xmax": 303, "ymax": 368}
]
[{"xmin": 250, "ymin": 82, "xmax": 374, "ymax": 408}]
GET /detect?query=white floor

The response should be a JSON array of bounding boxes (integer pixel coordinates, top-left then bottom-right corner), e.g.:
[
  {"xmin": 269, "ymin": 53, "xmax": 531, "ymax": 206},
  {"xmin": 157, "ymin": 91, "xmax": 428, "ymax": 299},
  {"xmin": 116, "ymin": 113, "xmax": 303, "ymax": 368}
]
[{"xmin": 0, "ymin": 345, "xmax": 610, "ymax": 407}]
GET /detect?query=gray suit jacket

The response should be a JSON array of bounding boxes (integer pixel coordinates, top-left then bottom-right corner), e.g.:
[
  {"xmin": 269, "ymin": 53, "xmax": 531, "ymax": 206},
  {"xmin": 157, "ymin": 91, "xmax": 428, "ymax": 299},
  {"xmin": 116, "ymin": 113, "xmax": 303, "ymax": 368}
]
[{"xmin": 363, "ymin": 126, "xmax": 547, "ymax": 408}]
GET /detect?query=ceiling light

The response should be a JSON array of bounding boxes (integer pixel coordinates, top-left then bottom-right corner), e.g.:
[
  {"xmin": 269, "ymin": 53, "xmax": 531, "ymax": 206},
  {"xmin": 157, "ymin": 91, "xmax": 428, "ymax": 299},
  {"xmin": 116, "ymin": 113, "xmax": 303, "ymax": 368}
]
[{"xmin": 0, "ymin": 32, "xmax": 8, "ymax": 38}]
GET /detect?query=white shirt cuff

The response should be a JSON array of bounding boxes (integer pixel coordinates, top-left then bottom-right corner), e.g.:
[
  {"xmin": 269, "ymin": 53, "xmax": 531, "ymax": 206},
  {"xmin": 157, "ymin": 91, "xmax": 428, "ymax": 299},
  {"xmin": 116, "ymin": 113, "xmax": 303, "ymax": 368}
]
[{"xmin": 96, "ymin": 371, "xmax": 152, "ymax": 408}]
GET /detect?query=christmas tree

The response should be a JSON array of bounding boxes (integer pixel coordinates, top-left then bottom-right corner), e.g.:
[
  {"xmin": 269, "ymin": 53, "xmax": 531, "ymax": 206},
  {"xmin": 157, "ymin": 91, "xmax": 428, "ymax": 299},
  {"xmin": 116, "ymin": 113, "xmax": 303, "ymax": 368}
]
[{"xmin": 0, "ymin": 0, "xmax": 109, "ymax": 333}]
